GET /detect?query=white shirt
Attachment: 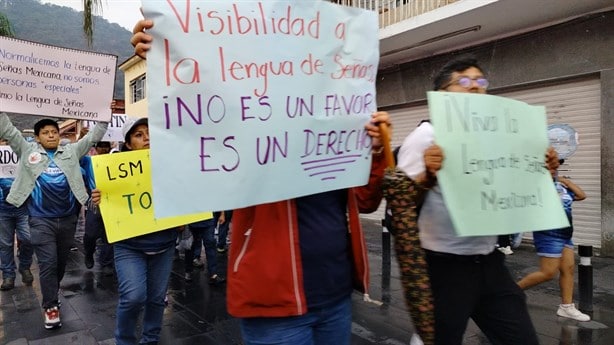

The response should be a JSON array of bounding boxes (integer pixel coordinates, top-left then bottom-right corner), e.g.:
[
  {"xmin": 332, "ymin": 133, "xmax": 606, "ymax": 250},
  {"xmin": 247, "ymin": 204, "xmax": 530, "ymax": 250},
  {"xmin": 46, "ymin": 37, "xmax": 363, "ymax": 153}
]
[{"xmin": 397, "ymin": 122, "xmax": 497, "ymax": 255}]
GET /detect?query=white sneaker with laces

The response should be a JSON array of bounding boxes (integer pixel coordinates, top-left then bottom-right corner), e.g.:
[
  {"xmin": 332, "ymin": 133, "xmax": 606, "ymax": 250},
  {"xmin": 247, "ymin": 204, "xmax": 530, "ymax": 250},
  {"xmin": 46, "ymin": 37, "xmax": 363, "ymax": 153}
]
[
  {"xmin": 44, "ymin": 306, "xmax": 62, "ymax": 329},
  {"xmin": 497, "ymin": 246, "xmax": 513, "ymax": 255},
  {"xmin": 557, "ymin": 303, "xmax": 590, "ymax": 321}
]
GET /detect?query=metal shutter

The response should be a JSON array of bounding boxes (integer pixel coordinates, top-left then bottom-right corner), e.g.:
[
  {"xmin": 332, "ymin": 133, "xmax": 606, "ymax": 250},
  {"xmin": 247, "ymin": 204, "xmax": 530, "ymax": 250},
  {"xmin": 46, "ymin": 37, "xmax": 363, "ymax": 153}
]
[{"xmin": 365, "ymin": 78, "xmax": 602, "ymax": 248}]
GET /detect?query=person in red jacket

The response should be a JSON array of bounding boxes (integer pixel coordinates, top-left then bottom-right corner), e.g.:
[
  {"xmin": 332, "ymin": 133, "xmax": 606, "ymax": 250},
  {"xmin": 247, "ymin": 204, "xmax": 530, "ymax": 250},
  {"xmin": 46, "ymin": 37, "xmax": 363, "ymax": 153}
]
[
  {"xmin": 132, "ymin": 17, "xmax": 390, "ymax": 345},
  {"xmin": 226, "ymin": 145, "xmax": 386, "ymax": 345}
]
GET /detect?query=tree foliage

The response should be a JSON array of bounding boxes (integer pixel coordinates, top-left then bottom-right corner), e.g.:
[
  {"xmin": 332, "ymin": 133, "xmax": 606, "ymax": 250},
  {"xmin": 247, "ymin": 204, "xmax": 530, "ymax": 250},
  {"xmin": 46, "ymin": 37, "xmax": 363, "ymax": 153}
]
[
  {"xmin": 0, "ymin": 11, "xmax": 13, "ymax": 37},
  {"xmin": 82, "ymin": 0, "xmax": 103, "ymax": 47}
]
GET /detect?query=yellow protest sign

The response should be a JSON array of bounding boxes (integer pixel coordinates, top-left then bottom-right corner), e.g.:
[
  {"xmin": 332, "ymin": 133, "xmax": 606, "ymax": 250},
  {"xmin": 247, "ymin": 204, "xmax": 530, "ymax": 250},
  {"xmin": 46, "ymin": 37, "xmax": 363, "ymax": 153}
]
[{"xmin": 92, "ymin": 150, "xmax": 213, "ymax": 243}]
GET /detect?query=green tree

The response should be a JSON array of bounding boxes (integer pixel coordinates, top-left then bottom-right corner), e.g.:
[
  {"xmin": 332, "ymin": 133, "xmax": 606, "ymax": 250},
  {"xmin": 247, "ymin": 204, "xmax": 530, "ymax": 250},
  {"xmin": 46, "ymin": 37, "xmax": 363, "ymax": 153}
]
[
  {"xmin": 0, "ymin": 11, "xmax": 14, "ymax": 37},
  {"xmin": 82, "ymin": 0, "xmax": 103, "ymax": 46},
  {"xmin": 1, "ymin": 0, "xmax": 101, "ymax": 44}
]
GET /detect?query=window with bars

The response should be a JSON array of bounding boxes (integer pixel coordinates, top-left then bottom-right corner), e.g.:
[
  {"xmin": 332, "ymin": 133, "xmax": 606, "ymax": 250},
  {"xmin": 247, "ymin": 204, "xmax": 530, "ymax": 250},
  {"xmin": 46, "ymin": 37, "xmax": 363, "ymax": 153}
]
[{"xmin": 130, "ymin": 74, "xmax": 146, "ymax": 103}]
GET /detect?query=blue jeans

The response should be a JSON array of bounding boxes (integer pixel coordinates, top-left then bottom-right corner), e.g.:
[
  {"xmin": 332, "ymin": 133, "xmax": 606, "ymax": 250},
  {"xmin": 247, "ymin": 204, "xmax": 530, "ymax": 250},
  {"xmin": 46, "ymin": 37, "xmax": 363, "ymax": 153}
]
[
  {"xmin": 240, "ymin": 295, "xmax": 352, "ymax": 345},
  {"xmin": 533, "ymin": 231, "xmax": 574, "ymax": 258},
  {"xmin": 29, "ymin": 215, "xmax": 77, "ymax": 308},
  {"xmin": 213, "ymin": 211, "xmax": 231, "ymax": 250},
  {"xmin": 114, "ymin": 244, "xmax": 174, "ymax": 345},
  {"xmin": 0, "ymin": 206, "xmax": 33, "ymax": 279},
  {"xmin": 190, "ymin": 221, "xmax": 218, "ymax": 276}
]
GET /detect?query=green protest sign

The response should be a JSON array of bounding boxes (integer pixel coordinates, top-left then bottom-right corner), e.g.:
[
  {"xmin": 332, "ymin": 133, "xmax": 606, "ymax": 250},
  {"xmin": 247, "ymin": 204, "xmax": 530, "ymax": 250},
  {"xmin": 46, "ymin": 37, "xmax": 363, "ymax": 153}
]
[{"xmin": 428, "ymin": 91, "xmax": 569, "ymax": 236}]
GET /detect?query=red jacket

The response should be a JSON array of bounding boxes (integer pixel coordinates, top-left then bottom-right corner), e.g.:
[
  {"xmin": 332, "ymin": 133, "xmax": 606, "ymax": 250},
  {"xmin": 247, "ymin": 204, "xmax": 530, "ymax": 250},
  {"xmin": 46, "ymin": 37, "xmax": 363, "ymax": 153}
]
[{"xmin": 227, "ymin": 154, "xmax": 386, "ymax": 317}]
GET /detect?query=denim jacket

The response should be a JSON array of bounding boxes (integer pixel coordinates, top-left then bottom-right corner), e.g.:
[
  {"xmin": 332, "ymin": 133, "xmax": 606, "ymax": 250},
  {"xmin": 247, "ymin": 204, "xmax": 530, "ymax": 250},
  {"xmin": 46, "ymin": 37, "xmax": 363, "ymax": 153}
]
[{"xmin": 0, "ymin": 113, "xmax": 108, "ymax": 207}]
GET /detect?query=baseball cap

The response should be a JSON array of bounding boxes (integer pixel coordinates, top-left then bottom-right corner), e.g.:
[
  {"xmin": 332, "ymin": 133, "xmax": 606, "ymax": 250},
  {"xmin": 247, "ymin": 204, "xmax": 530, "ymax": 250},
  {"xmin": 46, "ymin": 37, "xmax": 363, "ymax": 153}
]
[{"xmin": 122, "ymin": 117, "xmax": 148, "ymax": 142}]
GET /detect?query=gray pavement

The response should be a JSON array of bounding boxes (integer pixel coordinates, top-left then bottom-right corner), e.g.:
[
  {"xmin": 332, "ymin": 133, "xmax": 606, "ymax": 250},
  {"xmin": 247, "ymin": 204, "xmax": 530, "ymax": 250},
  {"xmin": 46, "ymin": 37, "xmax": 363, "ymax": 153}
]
[{"xmin": 0, "ymin": 218, "xmax": 613, "ymax": 344}]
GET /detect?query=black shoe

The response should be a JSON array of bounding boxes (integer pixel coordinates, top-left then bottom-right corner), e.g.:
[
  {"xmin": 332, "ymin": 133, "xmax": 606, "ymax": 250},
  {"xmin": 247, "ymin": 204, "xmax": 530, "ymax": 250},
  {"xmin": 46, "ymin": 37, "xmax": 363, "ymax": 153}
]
[
  {"xmin": 84, "ymin": 253, "xmax": 94, "ymax": 269},
  {"xmin": 192, "ymin": 258, "xmax": 204, "ymax": 268},
  {"xmin": 102, "ymin": 266, "xmax": 114, "ymax": 277},
  {"xmin": 209, "ymin": 274, "xmax": 225, "ymax": 285},
  {"xmin": 20, "ymin": 269, "xmax": 34, "ymax": 285},
  {"xmin": 0, "ymin": 277, "xmax": 15, "ymax": 291}
]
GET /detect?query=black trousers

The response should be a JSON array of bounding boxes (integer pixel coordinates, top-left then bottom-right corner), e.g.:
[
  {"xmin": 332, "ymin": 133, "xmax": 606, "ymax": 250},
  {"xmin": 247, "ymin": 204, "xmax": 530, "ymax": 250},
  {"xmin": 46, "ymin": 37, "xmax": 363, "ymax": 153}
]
[
  {"xmin": 83, "ymin": 208, "xmax": 113, "ymax": 267},
  {"xmin": 497, "ymin": 234, "xmax": 511, "ymax": 247},
  {"xmin": 425, "ymin": 249, "xmax": 539, "ymax": 345}
]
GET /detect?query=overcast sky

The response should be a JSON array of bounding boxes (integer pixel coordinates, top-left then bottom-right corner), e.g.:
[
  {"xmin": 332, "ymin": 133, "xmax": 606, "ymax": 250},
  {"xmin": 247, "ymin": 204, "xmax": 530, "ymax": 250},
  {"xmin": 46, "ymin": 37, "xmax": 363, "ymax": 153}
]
[{"xmin": 41, "ymin": 0, "xmax": 142, "ymax": 31}]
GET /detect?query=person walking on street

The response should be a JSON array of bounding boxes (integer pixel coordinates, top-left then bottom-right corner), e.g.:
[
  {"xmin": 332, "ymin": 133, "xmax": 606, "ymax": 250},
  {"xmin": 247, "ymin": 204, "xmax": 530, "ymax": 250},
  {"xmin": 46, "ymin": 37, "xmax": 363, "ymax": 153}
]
[
  {"xmin": 0, "ymin": 175, "xmax": 34, "ymax": 290},
  {"xmin": 517, "ymin": 159, "xmax": 589, "ymax": 321},
  {"xmin": 92, "ymin": 117, "xmax": 179, "ymax": 345},
  {"xmin": 0, "ymin": 112, "xmax": 108, "ymax": 330},
  {"xmin": 184, "ymin": 218, "xmax": 225, "ymax": 284},
  {"xmin": 214, "ymin": 210, "xmax": 231, "ymax": 253},
  {"xmin": 132, "ymin": 17, "xmax": 390, "ymax": 345},
  {"xmin": 395, "ymin": 55, "xmax": 558, "ymax": 345},
  {"xmin": 82, "ymin": 141, "xmax": 114, "ymax": 275}
]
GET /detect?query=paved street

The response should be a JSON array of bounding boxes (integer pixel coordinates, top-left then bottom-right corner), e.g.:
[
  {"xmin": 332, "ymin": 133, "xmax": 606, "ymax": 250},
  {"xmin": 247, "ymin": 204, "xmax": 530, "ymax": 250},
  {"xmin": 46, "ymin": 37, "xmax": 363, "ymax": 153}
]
[{"xmin": 0, "ymin": 218, "xmax": 613, "ymax": 344}]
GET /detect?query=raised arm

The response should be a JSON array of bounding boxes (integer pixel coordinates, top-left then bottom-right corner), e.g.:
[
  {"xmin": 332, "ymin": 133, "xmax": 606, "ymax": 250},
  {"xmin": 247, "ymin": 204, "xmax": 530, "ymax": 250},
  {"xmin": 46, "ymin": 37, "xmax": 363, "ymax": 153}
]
[
  {"xmin": 0, "ymin": 113, "xmax": 29, "ymax": 155},
  {"xmin": 355, "ymin": 111, "xmax": 391, "ymax": 213},
  {"xmin": 73, "ymin": 121, "xmax": 108, "ymax": 158},
  {"xmin": 558, "ymin": 176, "xmax": 586, "ymax": 201}
]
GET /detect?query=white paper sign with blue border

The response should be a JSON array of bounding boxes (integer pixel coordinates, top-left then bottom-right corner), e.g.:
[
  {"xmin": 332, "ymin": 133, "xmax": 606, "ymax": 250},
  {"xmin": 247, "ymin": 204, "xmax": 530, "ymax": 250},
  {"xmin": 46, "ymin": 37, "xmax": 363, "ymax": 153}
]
[
  {"xmin": 143, "ymin": 0, "xmax": 379, "ymax": 217},
  {"xmin": 0, "ymin": 146, "xmax": 19, "ymax": 178}
]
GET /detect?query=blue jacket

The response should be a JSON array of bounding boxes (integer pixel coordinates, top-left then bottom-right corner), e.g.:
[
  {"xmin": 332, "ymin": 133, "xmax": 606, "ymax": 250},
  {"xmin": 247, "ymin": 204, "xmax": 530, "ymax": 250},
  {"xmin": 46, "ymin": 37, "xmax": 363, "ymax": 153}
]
[{"xmin": 0, "ymin": 113, "xmax": 108, "ymax": 207}]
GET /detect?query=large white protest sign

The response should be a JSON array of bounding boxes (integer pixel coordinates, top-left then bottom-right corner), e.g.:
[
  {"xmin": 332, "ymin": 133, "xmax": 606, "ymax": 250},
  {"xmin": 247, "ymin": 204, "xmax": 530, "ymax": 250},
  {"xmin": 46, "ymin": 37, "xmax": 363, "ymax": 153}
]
[
  {"xmin": 0, "ymin": 146, "xmax": 19, "ymax": 178},
  {"xmin": 0, "ymin": 36, "xmax": 116, "ymax": 121},
  {"xmin": 143, "ymin": 0, "xmax": 379, "ymax": 217},
  {"xmin": 82, "ymin": 114, "xmax": 128, "ymax": 142}
]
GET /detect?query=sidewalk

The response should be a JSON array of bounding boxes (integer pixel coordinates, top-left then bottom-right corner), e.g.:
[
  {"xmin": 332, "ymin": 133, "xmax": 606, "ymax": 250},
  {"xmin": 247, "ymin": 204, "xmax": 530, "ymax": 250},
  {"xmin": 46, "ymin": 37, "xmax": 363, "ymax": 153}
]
[
  {"xmin": 0, "ymin": 219, "xmax": 612, "ymax": 344},
  {"xmin": 359, "ymin": 219, "xmax": 614, "ymax": 345}
]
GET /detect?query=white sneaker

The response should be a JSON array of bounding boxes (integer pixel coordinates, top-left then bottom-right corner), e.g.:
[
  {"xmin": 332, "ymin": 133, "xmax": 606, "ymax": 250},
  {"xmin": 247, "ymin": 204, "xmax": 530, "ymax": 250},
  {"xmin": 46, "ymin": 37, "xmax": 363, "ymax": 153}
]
[
  {"xmin": 557, "ymin": 304, "xmax": 590, "ymax": 321},
  {"xmin": 497, "ymin": 246, "xmax": 513, "ymax": 255},
  {"xmin": 44, "ymin": 306, "xmax": 62, "ymax": 329}
]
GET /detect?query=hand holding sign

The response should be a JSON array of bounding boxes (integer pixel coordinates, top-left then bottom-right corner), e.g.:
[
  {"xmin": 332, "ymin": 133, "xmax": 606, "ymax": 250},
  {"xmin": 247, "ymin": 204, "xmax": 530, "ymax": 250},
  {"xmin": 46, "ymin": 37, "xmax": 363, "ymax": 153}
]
[{"xmin": 91, "ymin": 150, "xmax": 212, "ymax": 243}]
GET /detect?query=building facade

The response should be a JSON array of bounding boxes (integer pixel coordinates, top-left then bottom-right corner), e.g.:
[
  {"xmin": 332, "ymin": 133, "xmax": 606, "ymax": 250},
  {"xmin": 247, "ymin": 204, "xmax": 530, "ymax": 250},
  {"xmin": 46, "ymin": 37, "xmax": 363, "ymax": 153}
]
[
  {"xmin": 118, "ymin": 56, "xmax": 148, "ymax": 118},
  {"xmin": 370, "ymin": 6, "xmax": 614, "ymax": 255}
]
